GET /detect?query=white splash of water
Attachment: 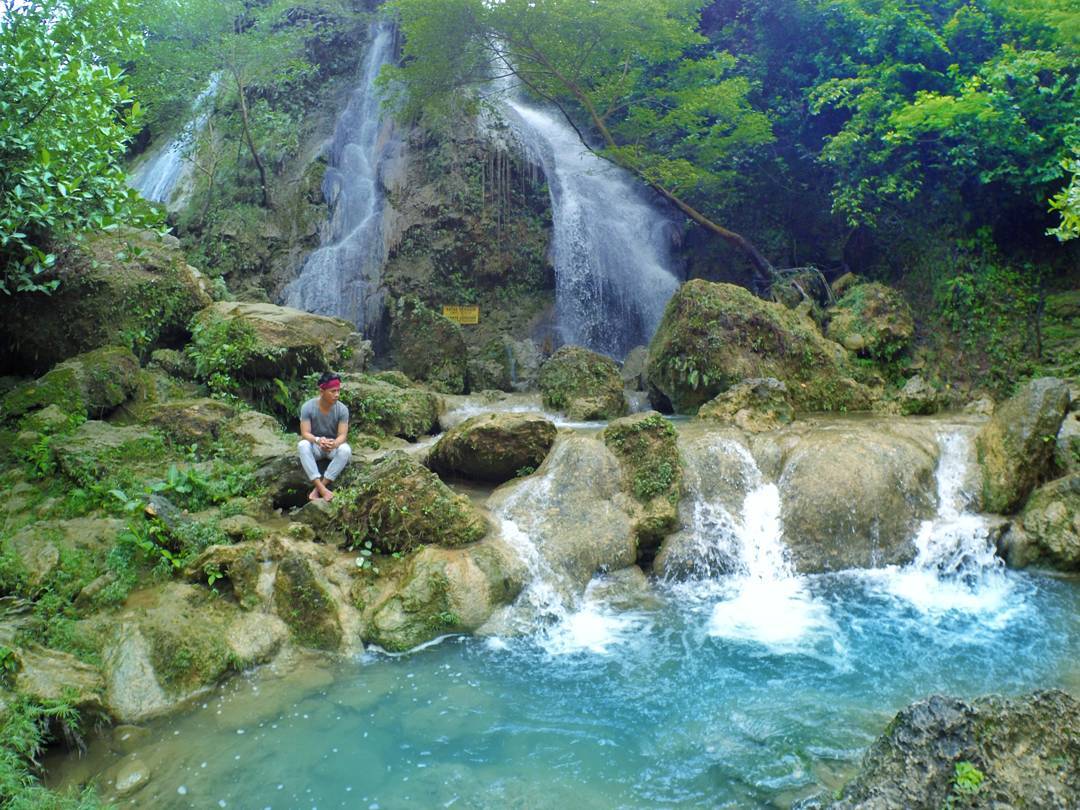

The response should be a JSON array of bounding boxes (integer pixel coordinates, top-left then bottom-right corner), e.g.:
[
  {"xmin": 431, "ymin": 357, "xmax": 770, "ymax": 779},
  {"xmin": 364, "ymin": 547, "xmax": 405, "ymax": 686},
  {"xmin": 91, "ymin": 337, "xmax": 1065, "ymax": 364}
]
[
  {"xmin": 129, "ymin": 74, "xmax": 220, "ymax": 204},
  {"xmin": 883, "ymin": 432, "xmax": 1016, "ymax": 621}
]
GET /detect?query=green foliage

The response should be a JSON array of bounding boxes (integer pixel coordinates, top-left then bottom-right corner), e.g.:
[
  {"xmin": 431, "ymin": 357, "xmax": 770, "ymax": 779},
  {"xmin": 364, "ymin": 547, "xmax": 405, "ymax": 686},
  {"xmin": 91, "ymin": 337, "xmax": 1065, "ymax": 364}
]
[
  {"xmin": 943, "ymin": 760, "xmax": 985, "ymax": 808},
  {"xmin": 1048, "ymin": 147, "xmax": 1080, "ymax": 240},
  {"xmin": 603, "ymin": 413, "xmax": 681, "ymax": 504},
  {"xmin": 0, "ymin": 645, "xmax": 19, "ymax": 685},
  {"xmin": 0, "ymin": 0, "xmax": 164, "ymax": 294}
]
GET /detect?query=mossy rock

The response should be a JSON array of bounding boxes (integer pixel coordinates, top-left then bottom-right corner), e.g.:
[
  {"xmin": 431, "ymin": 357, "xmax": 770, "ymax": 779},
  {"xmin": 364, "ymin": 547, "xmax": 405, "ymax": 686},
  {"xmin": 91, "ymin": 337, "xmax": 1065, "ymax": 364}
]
[
  {"xmin": 826, "ymin": 281, "xmax": 914, "ymax": 360},
  {"xmin": 602, "ymin": 411, "xmax": 682, "ymax": 559},
  {"xmin": 1005, "ymin": 474, "xmax": 1080, "ymax": 571},
  {"xmin": 1, "ymin": 346, "xmax": 141, "ymax": 422},
  {"xmin": 646, "ymin": 280, "xmax": 872, "ymax": 413},
  {"xmin": 272, "ymin": 553, "xmax": 343, "ymax": 650},
  {"xmin": 138, "ymin": 585, "xmax": 234, "ymax": 695},
  {"xmin": 334, "ymin": 451, "xmax": 488, "ymax": 553},
  {"xmin": 0, "ymin": 228, "xmax": 212, "ymax": 374},
  {"xmin": 466, "ymin": 337, "xmax": 516, "ymax": 393},
  {"xmin": 364, "ymin": 540, "xmax": 526, "ymax": 652},
  {"xmin": 429, "ymin": 412, "xmax": 556, "ymax": 483},
  {"xmin": 144, "ymin": 398, "xmax": 237, "ymax": 447},
  {"xmin": 388, "ymin": 298, "xmax": 468, "ymax": 394},
  {"xmin": 338, "ymin": 374, "xmax": 440, "ymax": 440},
  {"xmin": 53, "ymin": 421, "xmax": 168, "ymax": 485},
  {"xmin": 538, "ymin": 346, "xmax": 626, "ymax": 420},
  {"xmin": 697, "ymin": 377, "xmax": 794, "ymax": 432},
  {"xmin": 190, "ymin": 301, "xmax": 356, "ymax": 382},
  {"xmin": 976, "ymin": 377, "xmax": 1071, "ymax": 513}
]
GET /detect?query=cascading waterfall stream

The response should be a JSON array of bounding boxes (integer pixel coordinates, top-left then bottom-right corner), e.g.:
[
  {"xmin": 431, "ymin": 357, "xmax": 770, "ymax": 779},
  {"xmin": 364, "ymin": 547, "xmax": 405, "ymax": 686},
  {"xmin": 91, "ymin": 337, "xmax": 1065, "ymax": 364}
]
[
  {"xmin": 283, "ymin": 23, "xmax": 397, "ymax": 328},
  {"xmin": 499, "ymin": 98, "xmax": 680, "ymax": 358},
  {"xmin": 129, "ymin": 74, "xmax": 220, "ymax": 204}
]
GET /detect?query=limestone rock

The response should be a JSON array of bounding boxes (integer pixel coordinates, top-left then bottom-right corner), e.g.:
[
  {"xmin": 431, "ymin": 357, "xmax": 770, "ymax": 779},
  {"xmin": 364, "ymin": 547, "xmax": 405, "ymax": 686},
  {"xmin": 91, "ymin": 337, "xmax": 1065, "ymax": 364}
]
[
  {"xmin": 389, "ymin": 297, "xmax": 468, "ymax": 394},
  {"xmin": 6, "ymin": 532, "xmax": 59, "ymax": 588},
  {"xmin": 602, "ymin": 412, "xmax": 681, "ymax": 561},
  {"xmin": 826, "ymin": 282, "xmax": 914, "ymax": 361},
  {"xmin": 191, "ymin": 301, "xmax": 356, "ymax": 381},
  {"xmin": 54, "ymin": 421, "xmax": 164, "ymax": 482},
  {"xmin": 430, "ymin": 412, "xmax": 557, "ymax": 483},
  {"xmin": 487, "ymin": 435, "xmax": 636, "ymax": 597},
  {"xmin": 0, "ymin": 228, "xmax": 211, "ymax": 374},
  {"xmin": 101, "ymin": 623, "xmax": 172, "ymax": 722},
  {"xmin": 466, "ymin": 337, "xmax": 516, "ymax": 392},
  {"xmin": 103, "ymin": 754, "xmax": 151, "ymax": 798},
  {"xmin": 363, "ymin": 538, "xmax": 526, "ymax": 652},
  {"xmin": 149, "ymin": 348, "xmax": 196, "ymax": 380},
  {"xmin": 338, "ymin": 373, "xmax": 441, "ymax": 440},
  {"xmin": 620, "ymin": 346, "xmax": 649, "ymax": 391},
  {"xmin": 144, "ymin": 397, "xmax": 236, "ymax": 446},
  {"xmin": 1056, "ymin": 410, "xmax": 1080, "ymax": 475},
  {"xmin": 221, "ymin": 409, "xmax": 295, "ymax": 463},
  {"xmin": 335, "ymin": 452, "xmax": 488, "ymax": 553},
  {"xmin": 110, "ymin": 725, "xmax": 151, "ymax": 756},
  {"xmin": 830, "ymin": 691, "xmax": 1080, "ymax": 810},
  {"xmin": 14, "ymin": 645, "xmax": 105, "ymax": 714},
  {"xmin": 697, "ymin": 377, "xmax": 794, "ymax": 432},
  {"xmin": 1003, "ymin": 473, "xmax": 1080, "ymax": 571},
  {"xmin": 976, "ymin": 377, "xmax": 1071, "ymax": 513},
  {"xmin": 225, "ymin": 611, "xmax": 289, "ymax": 666},
  {"xmin": 538, "ymin": 345, "xmax": 626, "ymax": 420},
  {"xmin": 893, "ymin": 374, "xmax": 941, "ymax": 416},
  {"xmin": 1, "ymin": 346, "xmax": 140, "ymax": 422},
  {"xmin": 273, "ymin": 552, "xmax": 343, "ymax": 650},
  {"xmin": 779, "ymin": 427, "xmax": 937, "ymax": 572},
  {"xmin": 646, "ymin": 280, "xmax": 872, "ymax": 413}
]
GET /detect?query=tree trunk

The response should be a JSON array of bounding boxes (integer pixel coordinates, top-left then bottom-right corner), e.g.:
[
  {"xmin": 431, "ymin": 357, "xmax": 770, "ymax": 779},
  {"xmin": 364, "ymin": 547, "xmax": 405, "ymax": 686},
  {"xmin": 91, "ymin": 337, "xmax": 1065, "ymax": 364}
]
[{"xmin": 233, "ymin": 70, "xmax": 271, "ymax": 209}]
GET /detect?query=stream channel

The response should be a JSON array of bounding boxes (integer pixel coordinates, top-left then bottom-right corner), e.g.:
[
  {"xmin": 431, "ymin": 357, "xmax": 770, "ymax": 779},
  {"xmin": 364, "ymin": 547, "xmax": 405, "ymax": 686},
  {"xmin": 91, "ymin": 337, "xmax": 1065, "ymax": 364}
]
[{"xmin": 49, "ymin": 408, "xmax": 1080, "ymax": 809}]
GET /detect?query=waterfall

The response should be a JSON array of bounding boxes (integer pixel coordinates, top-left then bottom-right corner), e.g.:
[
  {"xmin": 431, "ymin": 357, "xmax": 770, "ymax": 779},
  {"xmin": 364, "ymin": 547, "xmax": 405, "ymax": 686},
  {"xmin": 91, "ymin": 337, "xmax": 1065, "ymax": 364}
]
[
  {"xmin": 129, "ymin": 75, "xmax": 220, "ymax": 204},
  {"xmin": 500, "ymin": 99, "xmax": 680, "ymax": 359},
  {"xmin": 282, "ymin": 23, "xmax": 396, "ymax": 329},
  {"xmin": 885, "ymin": 432, "xmax": 1014, "ymax": 616}
]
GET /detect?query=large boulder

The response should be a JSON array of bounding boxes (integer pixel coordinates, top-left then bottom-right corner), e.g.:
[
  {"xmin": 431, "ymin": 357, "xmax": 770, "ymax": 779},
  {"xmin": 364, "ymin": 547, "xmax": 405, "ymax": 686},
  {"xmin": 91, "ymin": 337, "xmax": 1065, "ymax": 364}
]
[
  {"xmin": 1, "ymin": 346, "xmax": 140, "ymax": 422},
  {"xmin": 697, "ymin": 377, "xmax": 794, "ymax": 433},
  {"xmin": 219, "ymin": 409, "xmax": 295, "ymax": 463},
  {"xmin": 646, "ymin": 280, "xmax": 872, "ymax": 413},
  {"xmin": 334, "ymin": 452, "xmax": 488, "ymax": 553},
  {"xmin": 602, "ymin": 412, "xmax": 681, "ymax": 561},
  {"xmin": 143, "ymin": 397, "xmax": 236, "ymax": 447},
  {"xmin": 429, "ymin": 412, "xmax": 557, "ymax": 483},
  {"xmin": 13, "ymin": 645, "xmax": 106, "ymax": 715},
  {"xmin": 360, "ymin": 538, "xmax": 526, "ymax": 652},
  {"xmin": 825, "ymin": 281, "xmax": 914, "ymax": 360},
  {"xmin": 273, "ymin": 552, "xmax": 344, "ymax": 650},
  {"xmin": 338, "ymin": 373, "xmax": 441, "ymax": 440},
  {"xmin": 0, "ymin": 228, "xmax": 212, "ymax": 374},
  {"xmin": 487, "ymin": 435, "xmax": 636, "ymax": 600},
  {"xmin": 976, "ymin": 377, "xmax": 1071, "ymax": 513},
  {"xmin": 190, "ymin": 301, "xmax": 356, "ymax": 382},
  {"xmin": 538, "ymin": 346, "xmax": 627, "ymax": 420},
  {"xmin": 830, "ymin": 691, "xmax": 1080, "ymax": 810},
  {"xmin": 53, "ymin": 421, "xmax": 166, "ymax": 484},
  {"xmin": 388, "ymin": 297, "xmax": 468, "ymax": 394},
  {"xmin": 1055, "ymin": 409, "xmax": 1080, "ymax": 476},
  {"xmin": 779, "ymin": 427, "xmax": 937, "ymax": 571},
  {"xmin": 1001, "ymin": 473, "xmax": 1080, "ymax": 571}
]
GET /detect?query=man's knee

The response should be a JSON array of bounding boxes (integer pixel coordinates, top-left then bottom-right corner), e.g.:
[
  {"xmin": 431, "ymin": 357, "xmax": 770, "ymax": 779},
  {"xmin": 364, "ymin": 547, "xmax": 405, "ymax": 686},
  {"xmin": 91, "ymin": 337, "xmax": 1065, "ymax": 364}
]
[
  {"xmin": 337, "ymin": 443, "xmax": 352, "ymax": 460},
  {"xmin": 298, "ymin": 439, "xmax": 313, "ymax": 453}
]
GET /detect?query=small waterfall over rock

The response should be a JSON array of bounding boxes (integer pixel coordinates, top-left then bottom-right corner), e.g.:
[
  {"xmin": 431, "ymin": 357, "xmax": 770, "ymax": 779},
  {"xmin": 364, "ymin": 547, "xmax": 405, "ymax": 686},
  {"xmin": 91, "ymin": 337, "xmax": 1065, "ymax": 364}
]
[
  {"xmin": 283, "ymin": 23, "xmax": 397, "ymax": 329},
  {"xmin": 129, "ymin": 75, "xmax": 220, "ymax": 204},
  {"xmin": 500, "ymin": 99, "xmax": 680, "ymax": 359}
]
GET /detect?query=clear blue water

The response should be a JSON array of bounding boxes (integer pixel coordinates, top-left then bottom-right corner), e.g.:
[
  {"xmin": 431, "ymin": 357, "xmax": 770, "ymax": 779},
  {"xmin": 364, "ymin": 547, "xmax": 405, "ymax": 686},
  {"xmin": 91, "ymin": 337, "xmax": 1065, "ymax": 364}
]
[{"xmin": 85, "ymin": 569, "xmax": 1080, "ymax": 810}]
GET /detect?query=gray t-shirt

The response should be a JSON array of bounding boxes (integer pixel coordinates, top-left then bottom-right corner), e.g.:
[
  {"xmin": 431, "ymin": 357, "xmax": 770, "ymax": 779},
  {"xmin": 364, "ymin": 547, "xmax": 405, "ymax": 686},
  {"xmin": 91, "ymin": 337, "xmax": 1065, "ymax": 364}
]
[{"xmin": 300, "ymin": 397, "xmax": 349, "ymax": 439}]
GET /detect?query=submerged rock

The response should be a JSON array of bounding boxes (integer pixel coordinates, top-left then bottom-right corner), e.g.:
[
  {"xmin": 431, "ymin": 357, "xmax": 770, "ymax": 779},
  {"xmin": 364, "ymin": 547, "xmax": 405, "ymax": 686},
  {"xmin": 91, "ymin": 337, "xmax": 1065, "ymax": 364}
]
[
  {"xmin": 697, "ymin": 377, "xmax": 794, "ymax": 432},
  {"xmin": 779, "ymin": 427, "xmax": 937, "ymax": 572},
  {"xmin": 646, "ymin": 280, "xmax": 872, "ymax": 413},
  {"xmin": 429, "ymin": 412, "xmax": 556, "ymax": 483},
  {"xmin": 1, "ymin": 345, "xmax": 140, "ymax": 421},
  {"xmin": 334, "ymin": 452, "xmax": 488, "ymax": 553},
  {"xmin": 389, "ymin": 297, "xmax": 468, "ymax": 394},
  {"xmin": 538, "ymin": 345, "xmax": 626, "ymax": 420},
  {"xmin": 1002, "ymin": 473, "xmax": 1080, "ymax": 571},
  {"xmin": 825, "ymin": 281, "xmax": 914, "ymax": 361},
  {"xmin": 976, "ymin": 377, "xmax": 1071, "ymax": 513},
  {"xmin": 830, "ymin": 690, "xmax": 1080, "ymax": 809}
]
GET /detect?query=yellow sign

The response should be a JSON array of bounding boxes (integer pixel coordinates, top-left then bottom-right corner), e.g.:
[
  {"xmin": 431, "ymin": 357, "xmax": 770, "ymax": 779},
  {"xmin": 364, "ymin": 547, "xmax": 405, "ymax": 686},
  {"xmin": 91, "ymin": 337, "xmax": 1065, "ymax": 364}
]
[{"xmin": 442, "ymin": 305, "xmax": 479, "ymax": 325}]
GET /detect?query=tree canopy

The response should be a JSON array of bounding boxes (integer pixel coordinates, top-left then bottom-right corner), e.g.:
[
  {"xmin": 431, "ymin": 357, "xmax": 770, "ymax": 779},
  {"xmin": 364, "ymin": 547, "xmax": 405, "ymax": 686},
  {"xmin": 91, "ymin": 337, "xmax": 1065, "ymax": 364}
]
[{"xmin": 0, "ymin": 0, "xmax": 161, "ymax": 294}]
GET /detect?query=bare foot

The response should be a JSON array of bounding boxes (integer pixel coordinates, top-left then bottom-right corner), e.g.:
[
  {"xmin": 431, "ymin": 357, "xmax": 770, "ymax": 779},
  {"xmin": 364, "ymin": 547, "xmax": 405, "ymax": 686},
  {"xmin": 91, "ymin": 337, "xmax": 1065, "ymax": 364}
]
[
  {"xmin": 308, "ymin": 488, "xmax": 321, "ymax": 501},
  {"xmin": 321, "ymin": 487, "xmax": 335, "ymax": 502},
  {"xmin": 315, "ymin": 480, "xmax": 334, "ymax": 501}
]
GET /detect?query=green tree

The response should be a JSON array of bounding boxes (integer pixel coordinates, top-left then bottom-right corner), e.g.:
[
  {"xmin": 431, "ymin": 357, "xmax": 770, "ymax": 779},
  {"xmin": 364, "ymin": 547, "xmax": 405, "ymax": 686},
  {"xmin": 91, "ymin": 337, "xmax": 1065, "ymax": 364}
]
[
  {"xmin": 0, "ymin": 0, "xmax": 162, "ymax": 294},
  {"xmin": 1048, "ymin": 147, "xmax": 1080, "ymax": 241},
  {"xmin": 385, "ymin": 0, "xmax": 779, "ymax": 288}
]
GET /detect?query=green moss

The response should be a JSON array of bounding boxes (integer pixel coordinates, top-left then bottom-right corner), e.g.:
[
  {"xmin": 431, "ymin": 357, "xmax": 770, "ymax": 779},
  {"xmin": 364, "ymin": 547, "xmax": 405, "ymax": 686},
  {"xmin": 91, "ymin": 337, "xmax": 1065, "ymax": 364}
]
[
  {"xmin": 827, "ymin": 282, "xmax": 914, "ymax": 362},
  {"xmin": 334, "ymin": 452, "xmax": 487, "ymax": 553},
  {"xmin": 272, "ymin": 554, "xmax": 342, "ymax": 650},
  {"xmin": 338, "ymin": 377, "xmax": 440, "ymax": 440},
  {"xmin": 388, "ymin": 297, "xmax": 467, "ymax": 394},
  {"xmin": 538, "ymin": 346, "xmax": 625, "ymax": 418},
  {"xmin": 144, "ymin": 615, "xmax": 232, "ymax": 694},
  {"xmin": 603, "ymin": 413, "xmax": 681, "ymax": 505}
]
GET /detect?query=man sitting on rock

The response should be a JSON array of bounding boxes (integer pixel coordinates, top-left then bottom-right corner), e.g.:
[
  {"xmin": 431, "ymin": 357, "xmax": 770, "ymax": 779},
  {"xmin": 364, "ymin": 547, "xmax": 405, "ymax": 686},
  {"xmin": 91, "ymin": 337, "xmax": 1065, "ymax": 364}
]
[{"xmin": 298, "ymin": 372, "xmax": 351, "ymax": 501}]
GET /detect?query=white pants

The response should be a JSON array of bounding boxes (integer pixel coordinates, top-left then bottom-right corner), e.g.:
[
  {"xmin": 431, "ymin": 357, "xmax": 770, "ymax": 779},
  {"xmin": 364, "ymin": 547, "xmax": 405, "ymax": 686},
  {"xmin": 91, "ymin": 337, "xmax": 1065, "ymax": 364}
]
[{"xmin": 298, "ymin": 440, "xmax": 352, "ymax": 482}]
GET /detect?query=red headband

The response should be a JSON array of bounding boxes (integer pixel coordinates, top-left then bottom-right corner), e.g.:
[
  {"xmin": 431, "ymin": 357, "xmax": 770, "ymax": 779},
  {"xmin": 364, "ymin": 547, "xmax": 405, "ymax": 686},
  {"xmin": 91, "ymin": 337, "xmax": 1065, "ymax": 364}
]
[{"xmin": 319, "ymin": 379, "xmax": 341, "ymax": 390}]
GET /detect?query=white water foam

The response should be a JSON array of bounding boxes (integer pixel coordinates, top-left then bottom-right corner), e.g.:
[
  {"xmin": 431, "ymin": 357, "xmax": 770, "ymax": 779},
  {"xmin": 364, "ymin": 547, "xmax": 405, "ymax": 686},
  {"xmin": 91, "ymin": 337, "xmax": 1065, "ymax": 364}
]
[{"xmin": 877, "ymin": 432, "xmax": 1019, "ymax": 623}]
